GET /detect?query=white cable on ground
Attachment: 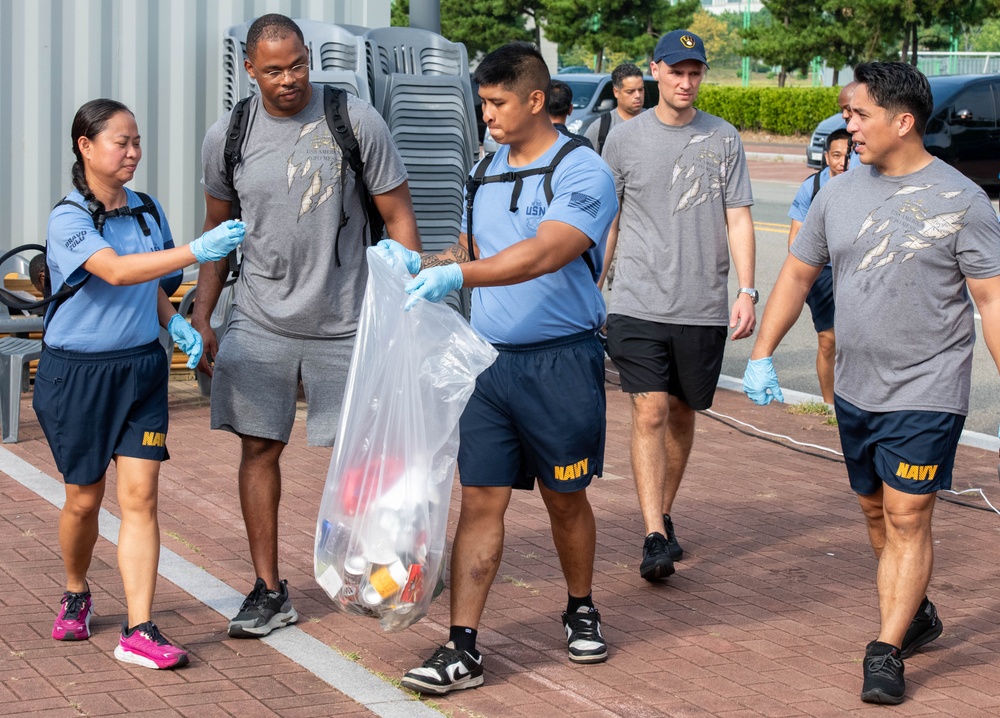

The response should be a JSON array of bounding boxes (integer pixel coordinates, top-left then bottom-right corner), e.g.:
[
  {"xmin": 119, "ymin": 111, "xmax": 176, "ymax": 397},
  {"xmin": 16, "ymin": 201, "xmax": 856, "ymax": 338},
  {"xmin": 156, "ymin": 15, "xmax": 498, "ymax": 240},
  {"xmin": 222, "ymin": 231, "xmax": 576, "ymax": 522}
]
[
  {"xmin": 941, "ymin": 488, "xmax": 1000, "ymax": 516},
  {"xmin": 703, "ymin": 408, "xmax": 845, "ymax": 456}
]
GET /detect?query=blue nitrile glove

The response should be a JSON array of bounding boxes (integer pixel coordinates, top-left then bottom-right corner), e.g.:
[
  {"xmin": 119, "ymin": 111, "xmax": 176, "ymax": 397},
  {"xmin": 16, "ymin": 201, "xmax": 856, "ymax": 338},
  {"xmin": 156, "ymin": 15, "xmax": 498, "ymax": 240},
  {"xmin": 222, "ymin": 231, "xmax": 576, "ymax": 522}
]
[
  {"xmin": 373, "ymin": 239, "xmax": 421, "ymax": 274},
  {"xmin": 743, "ymin": 357, "xmax": 785, "ymax": 405},
  {"xmin": 189, "ymin": 220, "xmax": 246, "ymax": 263},
  {"xmin": 167, "ymin": 314, "xmax": 203, "ymax": 369},
  {"xmin": 404, "ymin": 264, "xmax": 464, "ymax": 310}
]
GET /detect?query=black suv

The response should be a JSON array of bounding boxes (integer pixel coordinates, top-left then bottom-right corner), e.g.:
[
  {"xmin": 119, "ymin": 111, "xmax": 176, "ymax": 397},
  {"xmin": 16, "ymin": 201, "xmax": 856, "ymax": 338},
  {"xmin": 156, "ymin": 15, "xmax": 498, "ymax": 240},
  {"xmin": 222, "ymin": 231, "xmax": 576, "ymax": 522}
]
[{"xmin": 806, "ymin": 74, "xmax": 1000, "ymax": 189}]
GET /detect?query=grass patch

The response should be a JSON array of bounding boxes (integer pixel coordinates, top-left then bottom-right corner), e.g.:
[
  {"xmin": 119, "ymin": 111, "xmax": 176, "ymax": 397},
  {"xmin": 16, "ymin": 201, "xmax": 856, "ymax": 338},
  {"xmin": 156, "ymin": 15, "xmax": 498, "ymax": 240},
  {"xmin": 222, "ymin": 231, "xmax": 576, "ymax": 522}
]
[
  {"xmin": 501, "ymin": 575, "xmax": 540, "ymax": 595},
  {"xmin": 787, "ymin": 401, "xmax": 832, "ymax": 416},
  {"xmin": 823, "ymin": 416, "xmax": 838, "ymax": 426},
  {"xmin": 164, "ymin": 531, "xmax": 201, "ymax": 554}
]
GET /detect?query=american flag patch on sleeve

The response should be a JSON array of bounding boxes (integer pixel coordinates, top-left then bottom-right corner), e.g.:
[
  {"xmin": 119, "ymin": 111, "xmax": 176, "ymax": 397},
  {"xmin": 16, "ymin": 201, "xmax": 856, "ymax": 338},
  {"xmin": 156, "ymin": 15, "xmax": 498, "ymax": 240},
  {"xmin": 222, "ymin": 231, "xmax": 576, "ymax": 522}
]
[{"xmin": 568, "ymin": 192, "xmax": 601, "ymax": 218}]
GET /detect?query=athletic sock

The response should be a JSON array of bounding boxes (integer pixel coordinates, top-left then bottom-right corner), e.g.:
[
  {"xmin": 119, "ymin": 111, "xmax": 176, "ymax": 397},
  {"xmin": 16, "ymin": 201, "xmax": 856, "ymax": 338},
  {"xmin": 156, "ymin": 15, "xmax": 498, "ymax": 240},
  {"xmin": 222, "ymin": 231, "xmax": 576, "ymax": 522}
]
[
  {"xmin": 449, "ymin": 625, "xmax": 478, "ymax": 654},
  {"xmin": 566, "ymin": 592, "xmax": 595, "ymax": 615}
]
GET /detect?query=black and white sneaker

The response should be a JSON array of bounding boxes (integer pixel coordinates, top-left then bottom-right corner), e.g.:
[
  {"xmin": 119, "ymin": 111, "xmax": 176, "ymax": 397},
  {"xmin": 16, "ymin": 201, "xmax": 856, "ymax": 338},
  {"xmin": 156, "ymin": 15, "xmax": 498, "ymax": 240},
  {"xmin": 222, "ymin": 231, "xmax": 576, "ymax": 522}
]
[
  {"xmin": 663, "ymin": 514, "xmax": 684, "ymax": 561},
  {"xmin": 228, "ymin": 578, "xmax": 299, "ymax": 638},
  {"xmin": 400, "ymin": 642, "xmax": 484, "ymax": 695},
  {"xmin": 562, "ymin": 606, "xmax": 608, "ymax": 663},
  {"xmin": 640, "ymin": 532, "xmax": 675, "ymax": 581},
  {"xmin": 861, "ymin": 640, "xmax": 905, "ymax": 704},
  {"xmin": 900, "ymin": 598, "xmax": 942, "ymax": 659}
]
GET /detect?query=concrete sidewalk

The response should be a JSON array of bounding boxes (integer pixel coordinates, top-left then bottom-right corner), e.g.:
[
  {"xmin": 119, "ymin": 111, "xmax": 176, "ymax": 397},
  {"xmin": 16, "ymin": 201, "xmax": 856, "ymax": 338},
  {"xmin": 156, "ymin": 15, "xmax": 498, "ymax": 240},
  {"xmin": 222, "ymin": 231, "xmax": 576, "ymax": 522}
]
[{"xmin": 3, "ymin": 372, "xmax": 1000, "ymax": 717}]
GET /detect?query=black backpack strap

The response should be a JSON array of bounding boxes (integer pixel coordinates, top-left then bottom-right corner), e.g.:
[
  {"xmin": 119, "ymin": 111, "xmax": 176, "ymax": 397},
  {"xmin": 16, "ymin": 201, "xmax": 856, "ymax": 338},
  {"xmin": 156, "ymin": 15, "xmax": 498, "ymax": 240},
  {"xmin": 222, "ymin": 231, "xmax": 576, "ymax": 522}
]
[
  {"xmin": 810, "ymin": 171, "xmax": 822, "ymax": 201},
  {"xmin": 597, "ymin": 112, "xmax": 612, "ymax": 155},
  {"xmin": 463, "ymin": 140, "xmax": 596, "ymax": 278},
  {"xmin": 223, "ymin": 97, "xmax": 253, "ymax": 222},
  {"xmin": 465, "ymin": 152, "xmax": 495, "ymax": 260},
  {"xmin": 324, "ymin": 85, "xmax": 386, "ymax": 266}
]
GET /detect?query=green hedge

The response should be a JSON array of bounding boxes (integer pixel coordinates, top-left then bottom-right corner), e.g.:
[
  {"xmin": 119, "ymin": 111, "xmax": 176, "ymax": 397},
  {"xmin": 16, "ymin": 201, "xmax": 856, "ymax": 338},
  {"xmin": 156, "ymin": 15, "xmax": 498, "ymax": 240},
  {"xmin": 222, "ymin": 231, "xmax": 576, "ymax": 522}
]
[{"xmin": 694, "ymin": 86, "xmax": 841, "ymax": 136}]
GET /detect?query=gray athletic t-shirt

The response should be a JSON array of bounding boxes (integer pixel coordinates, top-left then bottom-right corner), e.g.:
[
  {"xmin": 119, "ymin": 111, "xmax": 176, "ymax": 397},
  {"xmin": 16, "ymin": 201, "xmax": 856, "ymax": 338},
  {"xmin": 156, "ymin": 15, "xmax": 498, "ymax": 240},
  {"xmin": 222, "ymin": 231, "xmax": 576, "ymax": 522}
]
[
  {"xmin": 202, "ymin": 86, "xmax": 408, "ymax": 339},
  {"xmin": 603, "ymin": 109, "xmax": 754, "ymax": 325},
  {"xmin": 792, "ymin": 158, "xmax": 1000, "ymax": 415},
  {"xmin": 584, "ymin": 109, "xmax": 627, "ymax": 153}
]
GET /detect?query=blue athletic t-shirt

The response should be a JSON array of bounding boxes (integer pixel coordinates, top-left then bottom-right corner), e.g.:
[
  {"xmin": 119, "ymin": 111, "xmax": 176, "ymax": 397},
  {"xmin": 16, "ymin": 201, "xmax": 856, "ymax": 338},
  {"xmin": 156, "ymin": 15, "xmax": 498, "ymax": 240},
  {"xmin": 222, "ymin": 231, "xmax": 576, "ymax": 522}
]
[
  {"xmin": 463, "ymin": 136, "xmax": 618, "ymax": 345},
  {"xmin": 44, "ymin": 188, "xmax": 176, "ymax": 352}
]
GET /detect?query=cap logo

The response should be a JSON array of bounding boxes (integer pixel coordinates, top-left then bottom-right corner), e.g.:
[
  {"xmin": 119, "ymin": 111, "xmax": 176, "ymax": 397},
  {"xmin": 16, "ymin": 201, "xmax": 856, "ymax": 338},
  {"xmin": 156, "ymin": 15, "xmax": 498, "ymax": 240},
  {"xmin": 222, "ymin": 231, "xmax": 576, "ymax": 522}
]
[{"xmin": 680, "ymin": 35, "xmax": 696, "ymax": 49}]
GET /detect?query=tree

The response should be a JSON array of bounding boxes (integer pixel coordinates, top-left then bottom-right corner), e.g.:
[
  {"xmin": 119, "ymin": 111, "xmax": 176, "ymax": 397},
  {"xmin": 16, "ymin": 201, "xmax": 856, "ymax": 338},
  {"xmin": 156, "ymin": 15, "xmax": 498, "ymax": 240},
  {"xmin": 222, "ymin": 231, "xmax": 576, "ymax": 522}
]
[
  {"xmin": 689, "ymin": 9, "xmax": 741, "ymax": 67},
  {"xmin": 391, "ymin": 0, "xmax": 534, "ymax": 56},
  {"xmin": 742, "ymin": 0, "xmax": 827, "ymax": 87},
  {"xmin": 544, "ymin": 0, "xmax": 698, "ymax": 72},
  {"xmin": 971, "ymin": 17, "xmax": 1000, "ymax": 52}
]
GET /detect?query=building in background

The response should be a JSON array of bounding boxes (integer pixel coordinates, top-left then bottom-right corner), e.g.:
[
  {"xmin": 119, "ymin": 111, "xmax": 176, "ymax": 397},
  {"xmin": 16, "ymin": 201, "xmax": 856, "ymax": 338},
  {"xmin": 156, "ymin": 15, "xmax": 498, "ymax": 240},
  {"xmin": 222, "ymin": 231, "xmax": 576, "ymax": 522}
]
[{"xmin": 0, "ymin": 0, "xmax": 389, "ymax": 254}]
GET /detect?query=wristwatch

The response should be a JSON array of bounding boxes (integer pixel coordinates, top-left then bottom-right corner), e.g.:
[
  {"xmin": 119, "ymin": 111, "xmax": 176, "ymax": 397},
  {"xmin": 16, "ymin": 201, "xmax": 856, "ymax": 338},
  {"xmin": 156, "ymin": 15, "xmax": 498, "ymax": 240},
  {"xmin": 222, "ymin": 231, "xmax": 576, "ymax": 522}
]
[{"xmin": 739, "ymin": 287, "xmax": 759, "ymax": 304}]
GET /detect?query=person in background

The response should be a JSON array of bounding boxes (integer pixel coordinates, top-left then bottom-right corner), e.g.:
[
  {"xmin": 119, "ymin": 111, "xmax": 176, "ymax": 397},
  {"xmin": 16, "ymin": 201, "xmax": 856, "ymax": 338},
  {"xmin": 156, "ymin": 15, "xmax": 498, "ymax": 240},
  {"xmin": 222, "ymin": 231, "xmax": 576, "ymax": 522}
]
[
  {"xmin": 40, "ymin": 98, "xmax": 244, "ymax": 669},
  {"xmin": 585, "ymin": 62, "xmax": 645, "ymax": 156},
  {"xmin": 547, "ymin": 79, "xmax": 593, "ymax": 149},
  {"xmin": 786, "ymin": 127, "xmax": 852, "ymax": 403}
]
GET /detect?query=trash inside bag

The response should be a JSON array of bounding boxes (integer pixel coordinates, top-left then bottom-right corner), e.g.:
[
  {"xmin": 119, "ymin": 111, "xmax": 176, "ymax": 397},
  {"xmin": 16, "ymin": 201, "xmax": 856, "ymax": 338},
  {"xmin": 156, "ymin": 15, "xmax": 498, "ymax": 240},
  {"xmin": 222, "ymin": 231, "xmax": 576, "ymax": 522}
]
[{"xmin": 315, "ymin": 249, "xmax": 497, "ymax": 631}]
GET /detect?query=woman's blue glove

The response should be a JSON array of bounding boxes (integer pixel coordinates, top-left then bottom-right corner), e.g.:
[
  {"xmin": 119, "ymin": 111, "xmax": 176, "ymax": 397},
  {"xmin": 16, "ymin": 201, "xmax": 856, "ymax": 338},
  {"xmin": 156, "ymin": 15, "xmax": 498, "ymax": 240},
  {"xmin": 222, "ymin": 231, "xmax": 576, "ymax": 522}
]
[
  {"xmin": 373, "ymin": 239, "xmax": 421, "ymax": 274},
  {"xmin": 189, "ymin": 220, "xmax": 246, "ymax": 263},
  {"xmin": 404, "ymin": 264, "xmax": 464, "ymax": 310},
  {"xmin": 743, "ymin": 357, "xmax": 785, "ymax": 405},
  {"xmin": 167, "ymin": 314, "xmax": 203, "ymax": 369}
]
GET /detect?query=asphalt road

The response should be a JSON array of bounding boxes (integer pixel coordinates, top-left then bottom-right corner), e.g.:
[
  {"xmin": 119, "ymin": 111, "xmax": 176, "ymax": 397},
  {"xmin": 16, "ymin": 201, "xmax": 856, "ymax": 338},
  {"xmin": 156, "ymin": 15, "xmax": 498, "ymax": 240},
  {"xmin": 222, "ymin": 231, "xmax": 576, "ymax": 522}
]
[{"xmin": 717, "ymin": 169, "xmax": 999, "ymax": 436}]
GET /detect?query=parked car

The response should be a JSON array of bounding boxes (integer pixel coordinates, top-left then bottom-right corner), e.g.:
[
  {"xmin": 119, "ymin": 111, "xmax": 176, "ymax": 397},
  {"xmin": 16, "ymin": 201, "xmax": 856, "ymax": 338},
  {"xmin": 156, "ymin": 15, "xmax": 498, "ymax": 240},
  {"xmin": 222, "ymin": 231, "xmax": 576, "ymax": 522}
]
[
  {"xmin": 482, "ymin": 72, "xmax": 659, "ymax": 155},
  {"xmin": 806, "ymin": 74, "xmax": 1000, "ymax": 189}
]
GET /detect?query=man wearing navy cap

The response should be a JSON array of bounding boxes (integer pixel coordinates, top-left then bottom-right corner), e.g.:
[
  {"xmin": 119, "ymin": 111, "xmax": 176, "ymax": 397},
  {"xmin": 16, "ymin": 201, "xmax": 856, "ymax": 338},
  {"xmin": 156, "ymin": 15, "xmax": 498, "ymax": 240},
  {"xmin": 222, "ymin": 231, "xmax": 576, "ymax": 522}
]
[{"xmin": 601, "ymin": 30, "xmax": 757, "ymax": 582}]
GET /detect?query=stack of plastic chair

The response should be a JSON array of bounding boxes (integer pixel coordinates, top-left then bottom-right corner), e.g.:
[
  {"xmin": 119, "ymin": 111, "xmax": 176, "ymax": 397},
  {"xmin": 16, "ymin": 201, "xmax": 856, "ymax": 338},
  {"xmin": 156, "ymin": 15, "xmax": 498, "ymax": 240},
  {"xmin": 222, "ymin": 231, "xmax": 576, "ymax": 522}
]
[
  {"xmin": 296, "ymin": 19, "xmax": 372, "ymax": 103},
  {"xmin": 222, "ymin": 21, "xmax": 255, "ymax": 112},
  {"xmin": 365, "ymin": 28, "xmax": 477, "ymax": 317}
]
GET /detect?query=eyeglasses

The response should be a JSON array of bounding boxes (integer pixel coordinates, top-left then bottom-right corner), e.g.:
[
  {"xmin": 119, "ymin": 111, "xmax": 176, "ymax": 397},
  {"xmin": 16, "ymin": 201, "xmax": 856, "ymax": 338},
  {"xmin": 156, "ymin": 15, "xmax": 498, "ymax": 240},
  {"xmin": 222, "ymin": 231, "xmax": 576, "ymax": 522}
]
[{"xmin": 250, "ymin": 62, "xmax": 309, "ymax": 84}]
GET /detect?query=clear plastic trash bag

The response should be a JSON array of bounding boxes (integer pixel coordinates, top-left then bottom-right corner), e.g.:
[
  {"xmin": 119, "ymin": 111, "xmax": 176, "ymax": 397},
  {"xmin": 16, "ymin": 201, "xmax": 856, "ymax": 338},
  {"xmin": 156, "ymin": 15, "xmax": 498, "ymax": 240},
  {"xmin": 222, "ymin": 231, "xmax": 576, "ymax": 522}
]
[{"xmin": 314, "ymin": 249, "xmax": 497, "ymax": 631}]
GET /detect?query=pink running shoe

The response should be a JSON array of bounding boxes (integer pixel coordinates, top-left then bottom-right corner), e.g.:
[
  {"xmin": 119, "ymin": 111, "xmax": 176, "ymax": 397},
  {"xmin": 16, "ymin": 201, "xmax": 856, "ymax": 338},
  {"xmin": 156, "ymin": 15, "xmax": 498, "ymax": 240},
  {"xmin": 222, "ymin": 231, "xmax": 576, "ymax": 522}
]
[
  {"xmin": 114, "ymin": 621, "xmax": 189, "ymax": 669},
  {"xmin": 52, "ymin": 591, "xmax": 92, "ymax": 641}
]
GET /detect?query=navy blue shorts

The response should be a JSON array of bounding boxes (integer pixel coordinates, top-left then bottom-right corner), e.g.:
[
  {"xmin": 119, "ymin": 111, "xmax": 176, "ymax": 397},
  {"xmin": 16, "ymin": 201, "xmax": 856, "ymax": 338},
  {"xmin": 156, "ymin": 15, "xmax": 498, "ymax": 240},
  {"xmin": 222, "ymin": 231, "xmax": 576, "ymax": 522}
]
[
  {"xmin": 33, "ymin": 340, "xmax": 170, "ymax": 486},
  {"xmin": 605, "ymin": 315, "xmax": 726, "ymax": 410},
  {"xmin": 457, "ymin": 330, "xmax": 605, "ymax": 493},
  {"xmin": 834, "ymin": 395, "xmax": 965, "ymax": 496},
  {"xmin": 805, "ymin": 265, "xmax": 835, "ymax": 334}
]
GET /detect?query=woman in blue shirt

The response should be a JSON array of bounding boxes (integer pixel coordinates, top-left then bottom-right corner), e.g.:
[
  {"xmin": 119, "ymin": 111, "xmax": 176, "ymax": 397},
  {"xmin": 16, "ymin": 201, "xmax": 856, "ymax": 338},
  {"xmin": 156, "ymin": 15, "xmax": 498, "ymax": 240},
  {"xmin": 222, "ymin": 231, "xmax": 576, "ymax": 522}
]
[{"xmin": 38, "ymin": 99, "xmax": 244, "ymax": 669}]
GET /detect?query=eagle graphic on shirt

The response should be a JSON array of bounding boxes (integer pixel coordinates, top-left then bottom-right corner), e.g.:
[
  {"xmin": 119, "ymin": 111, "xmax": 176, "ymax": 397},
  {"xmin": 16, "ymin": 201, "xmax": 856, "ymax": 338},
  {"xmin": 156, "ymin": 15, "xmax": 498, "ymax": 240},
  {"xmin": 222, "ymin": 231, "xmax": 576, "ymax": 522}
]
[
  {"xmin": 669, "ymin": 131, "xmax": 732, "ymax": 213},
  {"xmin": 282, "ymin": 116, "xmax": 351, "ymax": 221},
  {"xmin": 853, "ymin": 185, "xmax": 969, "ymax": 272}
]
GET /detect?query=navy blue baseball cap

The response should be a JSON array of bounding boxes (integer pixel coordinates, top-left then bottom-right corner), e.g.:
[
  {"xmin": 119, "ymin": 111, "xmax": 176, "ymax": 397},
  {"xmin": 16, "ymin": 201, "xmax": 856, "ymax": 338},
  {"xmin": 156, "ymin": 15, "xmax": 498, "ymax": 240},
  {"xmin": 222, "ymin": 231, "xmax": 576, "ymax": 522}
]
[{"xmin": 653, "ymin": 30, "xmax": 709, "ymax": 68}]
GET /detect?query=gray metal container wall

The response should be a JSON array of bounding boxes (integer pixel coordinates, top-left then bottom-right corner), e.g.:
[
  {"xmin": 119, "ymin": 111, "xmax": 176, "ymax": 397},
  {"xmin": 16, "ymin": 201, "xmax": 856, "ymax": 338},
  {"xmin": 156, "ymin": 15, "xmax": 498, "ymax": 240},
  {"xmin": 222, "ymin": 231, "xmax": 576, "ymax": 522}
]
[{"xmin": 0, "ymin": 0, "xmax": 389, "ymax": 254}]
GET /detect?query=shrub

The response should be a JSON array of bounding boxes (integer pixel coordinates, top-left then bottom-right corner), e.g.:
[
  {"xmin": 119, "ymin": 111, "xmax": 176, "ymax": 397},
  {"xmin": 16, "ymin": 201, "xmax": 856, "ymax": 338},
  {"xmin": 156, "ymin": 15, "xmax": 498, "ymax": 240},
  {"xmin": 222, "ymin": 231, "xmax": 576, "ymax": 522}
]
[{"xmin": 695, "ymin": 86, "xmax": 841, "ymax": 135}]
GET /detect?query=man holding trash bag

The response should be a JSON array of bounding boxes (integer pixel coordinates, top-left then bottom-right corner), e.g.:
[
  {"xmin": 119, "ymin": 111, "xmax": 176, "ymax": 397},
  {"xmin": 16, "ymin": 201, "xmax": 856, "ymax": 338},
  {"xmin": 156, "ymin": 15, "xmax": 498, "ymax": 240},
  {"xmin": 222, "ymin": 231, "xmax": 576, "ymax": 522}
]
[{"xmin": 375, "ymin": 41, "xmax": 618, "ymax": 695}]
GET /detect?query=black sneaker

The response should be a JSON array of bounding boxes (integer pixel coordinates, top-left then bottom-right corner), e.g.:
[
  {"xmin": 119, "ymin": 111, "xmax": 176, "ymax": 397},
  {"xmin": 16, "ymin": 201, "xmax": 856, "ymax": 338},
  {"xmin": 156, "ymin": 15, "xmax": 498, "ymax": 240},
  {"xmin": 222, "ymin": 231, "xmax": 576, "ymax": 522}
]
[
  {"xmin": 640, "ymin": 532, "xmax": 675, "ymax": 581},
  {"xmin": 861, "ymin": 641, "xmax": 905, "ymax": 704},
  {"xmin": 900, "ymin": 598, "xmax": 942, "ymax": 659},
  {"xmin": 228, "ymin": 578, "xmax": 299, "ymax": 638},
  {"xmin": 663, "ymin": 514, "xmax": 684, "ymax": 561},
  {"xmin": 562, "ymin": 606, "xmax": 608, "ymax": 663},
  {"xmin": 400, "ymin": 642, "xmax": 484, "ymax": 695}
]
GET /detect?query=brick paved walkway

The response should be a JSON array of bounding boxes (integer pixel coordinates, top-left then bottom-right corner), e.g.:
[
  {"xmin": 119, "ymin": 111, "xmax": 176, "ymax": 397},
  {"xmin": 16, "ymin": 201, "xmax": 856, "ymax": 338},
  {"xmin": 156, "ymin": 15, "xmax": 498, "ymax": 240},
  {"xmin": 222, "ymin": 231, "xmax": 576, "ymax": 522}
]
[{"xmin": 3, "ymin": 370, "xmax": 1000, "ymax": 717}]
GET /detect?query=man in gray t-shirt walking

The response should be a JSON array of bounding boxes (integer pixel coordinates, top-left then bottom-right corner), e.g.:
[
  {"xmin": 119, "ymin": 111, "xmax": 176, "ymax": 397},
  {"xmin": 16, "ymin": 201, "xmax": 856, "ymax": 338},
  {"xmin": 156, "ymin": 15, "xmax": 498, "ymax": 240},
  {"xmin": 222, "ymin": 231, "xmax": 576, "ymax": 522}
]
[
  {"xmin": 746, "ymin": 62, "xmax": 1000, "ymax": 705},
  {"xmin": 194, "ymin": 14, "xmax": 420, "ymax": 639},
  {"xmin": 602, "ymin": 30, "xmax": 757, "ymax": 584}
]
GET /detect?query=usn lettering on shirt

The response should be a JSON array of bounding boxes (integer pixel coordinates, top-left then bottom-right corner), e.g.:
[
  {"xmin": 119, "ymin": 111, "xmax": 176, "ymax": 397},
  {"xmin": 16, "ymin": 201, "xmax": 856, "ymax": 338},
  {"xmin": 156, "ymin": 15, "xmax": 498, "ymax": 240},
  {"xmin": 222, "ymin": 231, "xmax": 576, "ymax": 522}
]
[
  {"xmin": 896, "ymin": 462, "xmax": 938, "ymax": 482},
  {"xmin": 142, "ymin": 431, "xmax": 166, "ymax": 447},
  {"xmin": 554, "ymin": 458, "xmax": 588, "ymax": 481}
]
